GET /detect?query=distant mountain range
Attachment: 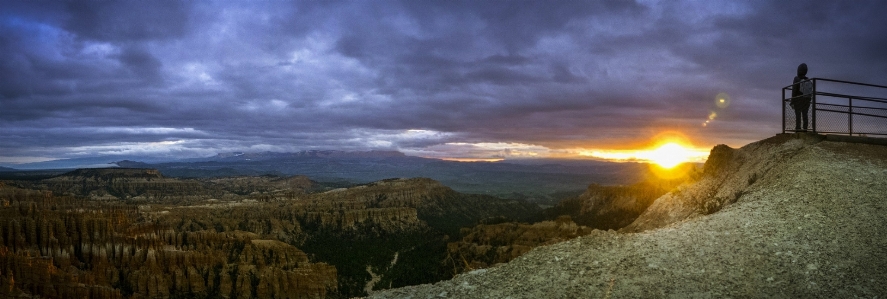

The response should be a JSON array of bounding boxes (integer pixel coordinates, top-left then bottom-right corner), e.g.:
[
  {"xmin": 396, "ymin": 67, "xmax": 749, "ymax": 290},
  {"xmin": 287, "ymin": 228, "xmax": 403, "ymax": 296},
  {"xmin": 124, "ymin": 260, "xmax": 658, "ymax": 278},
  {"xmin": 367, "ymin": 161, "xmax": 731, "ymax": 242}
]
[
  {"xmin": 3, "ymin": 150, "xmax": 652, "ymax": 202},
  {"xmin": 112, "ymin": 151, "xmax": 649, "ymax": 202},
  {"xmin": 0, "ymin": 155, "xmax": 175, "ymax": 170},
  {"xmin": 0, "ymin": 150, "xmax": 408, "ymax": 170},
  {"xmin": 203, "ymin": 150, "xmax": 406, "ymax": 161}
]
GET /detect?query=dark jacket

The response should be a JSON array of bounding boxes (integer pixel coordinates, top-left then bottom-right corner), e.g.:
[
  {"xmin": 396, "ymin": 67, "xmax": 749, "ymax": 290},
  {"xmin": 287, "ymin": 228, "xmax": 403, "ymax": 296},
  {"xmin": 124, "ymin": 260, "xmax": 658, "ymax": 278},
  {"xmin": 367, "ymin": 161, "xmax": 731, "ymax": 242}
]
[{"xmin": 791, "ymin": 63, "xmax": 810, "ymax": 105}]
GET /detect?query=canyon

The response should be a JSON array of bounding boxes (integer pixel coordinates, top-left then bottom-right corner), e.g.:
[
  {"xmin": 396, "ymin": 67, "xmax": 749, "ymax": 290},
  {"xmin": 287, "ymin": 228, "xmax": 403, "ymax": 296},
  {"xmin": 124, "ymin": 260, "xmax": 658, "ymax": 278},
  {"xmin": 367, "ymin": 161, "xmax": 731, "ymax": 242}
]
[
  {"xmin": 1, "ymin": 170, "xmax": 542, "ymax": 298},
  {"xmin": 0, "ymin": 147, "xmax": 708, "ymax": 298}
]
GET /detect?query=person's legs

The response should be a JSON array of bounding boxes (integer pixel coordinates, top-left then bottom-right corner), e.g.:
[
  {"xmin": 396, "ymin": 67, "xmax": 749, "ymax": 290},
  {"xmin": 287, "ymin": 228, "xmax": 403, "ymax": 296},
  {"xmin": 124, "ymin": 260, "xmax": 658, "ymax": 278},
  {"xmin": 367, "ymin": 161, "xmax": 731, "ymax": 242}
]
[
  {"xmin": 801, "ymin": 108, "xmax": 809, "ymax": 131},
  {"xmin": 794, "ymin": 107, "xmax": 802, "ymax": 131},
  {"xmin": 800, "ymin": 101, "xmax": 811, "ymax": 131}
]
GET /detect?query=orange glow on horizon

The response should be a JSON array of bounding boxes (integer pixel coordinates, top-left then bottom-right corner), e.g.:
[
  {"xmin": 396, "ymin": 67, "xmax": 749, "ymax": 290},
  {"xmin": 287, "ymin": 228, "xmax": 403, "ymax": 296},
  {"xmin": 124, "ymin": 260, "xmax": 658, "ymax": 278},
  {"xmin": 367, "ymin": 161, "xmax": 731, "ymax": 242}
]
[
  {"xmin": 646, "ymin": 143, "xmax": 697, "ymax": 168},
  {"xmin": 416, "ymin": 131, "xmax": 712, "ymax": 165},
  {"xmin": 575, "ymin": 132, "xmax": 709, "ymax": 166},
  {"xmin": 435, "ymin": 157, "xmax": 505, "ymax": 162}
]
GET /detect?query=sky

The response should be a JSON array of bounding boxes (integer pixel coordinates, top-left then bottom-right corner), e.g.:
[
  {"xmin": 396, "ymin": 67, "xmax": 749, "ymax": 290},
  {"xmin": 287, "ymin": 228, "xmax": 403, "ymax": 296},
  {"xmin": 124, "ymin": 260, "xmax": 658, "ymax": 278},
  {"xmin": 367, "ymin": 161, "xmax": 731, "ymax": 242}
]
[{"xmin": 2, "ymin": 0, "xmax": 886, "ymax": 165}]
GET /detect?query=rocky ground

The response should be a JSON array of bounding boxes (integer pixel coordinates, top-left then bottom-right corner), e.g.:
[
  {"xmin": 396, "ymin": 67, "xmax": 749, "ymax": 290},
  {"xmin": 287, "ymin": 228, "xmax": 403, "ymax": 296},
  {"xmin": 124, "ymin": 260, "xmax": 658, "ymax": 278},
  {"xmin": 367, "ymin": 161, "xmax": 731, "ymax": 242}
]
[{"xmin": 368, "ymin": 134, "xmax": 887, "ymax": 298}]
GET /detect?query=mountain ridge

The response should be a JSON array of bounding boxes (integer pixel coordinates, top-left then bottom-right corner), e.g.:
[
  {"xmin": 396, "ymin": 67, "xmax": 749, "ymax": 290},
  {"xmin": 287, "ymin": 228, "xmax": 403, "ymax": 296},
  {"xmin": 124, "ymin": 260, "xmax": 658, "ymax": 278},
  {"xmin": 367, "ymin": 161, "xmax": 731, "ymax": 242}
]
[{"xmin": 111, "ymin": 154, "xmax": 648, "ymax": 202}]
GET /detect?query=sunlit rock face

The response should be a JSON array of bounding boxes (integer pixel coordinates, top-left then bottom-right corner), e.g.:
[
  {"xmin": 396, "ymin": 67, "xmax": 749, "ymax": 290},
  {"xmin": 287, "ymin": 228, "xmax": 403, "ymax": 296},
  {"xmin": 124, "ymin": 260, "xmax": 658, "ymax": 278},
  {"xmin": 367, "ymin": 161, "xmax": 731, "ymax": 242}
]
[
  {"xmin": 545, "ymin": 164, "xmax": 697, "ymax": 231},
  {"xmin": 622, "ymin": 134, "xmax": 824, "ymax": 233}
]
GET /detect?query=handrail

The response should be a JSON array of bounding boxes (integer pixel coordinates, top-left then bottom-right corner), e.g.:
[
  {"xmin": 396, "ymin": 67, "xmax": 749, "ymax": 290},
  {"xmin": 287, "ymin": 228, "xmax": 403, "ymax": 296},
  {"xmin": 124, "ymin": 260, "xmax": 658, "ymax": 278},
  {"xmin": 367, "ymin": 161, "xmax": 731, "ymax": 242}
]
[
  {"xmin": 816, "ymin": 108, "xmax": 887, "ymax": 119},
  {"xmin": 817, "ymin": 102, "xmax": 887, "ymax": 112},
  {"xmin": 781, "ymin": 77, "xmax": 887, "ymax": 136},
  {"xmin": 810, "ymin": 77, "xmax": 887, "ymax": 89},
  {"xmin": 814, "ymin": 92, "xmax": 887, "ymax": 103},
  {"xmin": 782, "ymin": 92, "xmax": 887, "ymax": 105},
  {"xmin": 781, "ymin": 77, "xmax": 887, "ymax": 90}
]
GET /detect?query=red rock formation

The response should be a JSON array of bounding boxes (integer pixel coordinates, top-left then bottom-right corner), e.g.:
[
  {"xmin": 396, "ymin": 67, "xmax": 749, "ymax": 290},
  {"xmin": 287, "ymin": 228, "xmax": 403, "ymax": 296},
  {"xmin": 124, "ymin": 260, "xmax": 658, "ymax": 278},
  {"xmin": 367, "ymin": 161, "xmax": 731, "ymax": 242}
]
[
  {"xmin": 1, "ymin": 175, "xmax": 540, "ymax": 298},
  {"xmin": 446, "ymin": 216, "xmax": 593, "ymax": 273},
  {"xmin": 0, "ymin": 185, "xmax": 337, "ymax": 299}
]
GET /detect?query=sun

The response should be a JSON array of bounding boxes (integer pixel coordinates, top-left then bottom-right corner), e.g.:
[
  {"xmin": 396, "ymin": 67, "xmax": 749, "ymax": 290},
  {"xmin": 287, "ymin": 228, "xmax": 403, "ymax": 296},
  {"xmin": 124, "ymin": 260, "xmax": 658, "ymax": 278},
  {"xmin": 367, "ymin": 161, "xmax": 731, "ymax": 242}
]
[{"xmin": 646, "ymin": 142, "xmax": 693, "ymax": 169}]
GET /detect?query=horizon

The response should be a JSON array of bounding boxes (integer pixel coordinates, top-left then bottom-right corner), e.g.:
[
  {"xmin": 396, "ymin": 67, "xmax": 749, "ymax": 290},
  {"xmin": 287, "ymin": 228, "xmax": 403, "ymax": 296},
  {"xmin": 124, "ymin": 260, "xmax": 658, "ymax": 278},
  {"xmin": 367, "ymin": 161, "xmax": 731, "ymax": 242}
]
[
  {"xmin": 3, "ymin": 1, "xmax": 886, "ymax": 166},
  {"xmin": 0, "ymin": 147, "xmax": 707, "ymax": 170}
]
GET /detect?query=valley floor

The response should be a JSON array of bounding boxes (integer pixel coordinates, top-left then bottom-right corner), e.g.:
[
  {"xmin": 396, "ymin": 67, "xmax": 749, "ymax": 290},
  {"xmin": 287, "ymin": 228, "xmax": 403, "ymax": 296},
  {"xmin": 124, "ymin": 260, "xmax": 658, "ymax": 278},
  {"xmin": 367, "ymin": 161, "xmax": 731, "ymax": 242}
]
[{"xmin": 369, "ymin": 137, "xmax": 887, "ymax": 298}]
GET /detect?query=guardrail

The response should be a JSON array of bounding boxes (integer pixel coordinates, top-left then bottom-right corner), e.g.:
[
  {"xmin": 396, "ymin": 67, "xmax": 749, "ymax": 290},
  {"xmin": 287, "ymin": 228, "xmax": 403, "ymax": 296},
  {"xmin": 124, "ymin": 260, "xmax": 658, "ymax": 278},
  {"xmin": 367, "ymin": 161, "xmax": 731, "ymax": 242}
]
[{"xmin": 782, "ymin": 78, "xmax": 887, "ymax": 136}]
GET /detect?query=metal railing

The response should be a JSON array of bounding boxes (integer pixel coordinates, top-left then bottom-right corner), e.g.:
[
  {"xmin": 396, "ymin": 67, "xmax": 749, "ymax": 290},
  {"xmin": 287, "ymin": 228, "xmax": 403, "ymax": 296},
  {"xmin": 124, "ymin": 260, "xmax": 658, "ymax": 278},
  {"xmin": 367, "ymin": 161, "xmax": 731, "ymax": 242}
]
[{"xmin": 782, "ymin": 78, "xmax": 887, "ymax": 136}]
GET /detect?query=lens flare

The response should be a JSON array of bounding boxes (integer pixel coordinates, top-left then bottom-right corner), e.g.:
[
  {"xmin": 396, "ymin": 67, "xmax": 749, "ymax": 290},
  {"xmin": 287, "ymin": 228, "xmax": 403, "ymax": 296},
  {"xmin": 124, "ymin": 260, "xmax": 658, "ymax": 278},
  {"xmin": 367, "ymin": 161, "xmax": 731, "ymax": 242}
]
[
  {"xmin": 715, "ymin": 92, "xmax": 731, "ymax": 109},
  {"xmin": 703, "ymin": 111, "xmax": 717, "ymax": 127}
]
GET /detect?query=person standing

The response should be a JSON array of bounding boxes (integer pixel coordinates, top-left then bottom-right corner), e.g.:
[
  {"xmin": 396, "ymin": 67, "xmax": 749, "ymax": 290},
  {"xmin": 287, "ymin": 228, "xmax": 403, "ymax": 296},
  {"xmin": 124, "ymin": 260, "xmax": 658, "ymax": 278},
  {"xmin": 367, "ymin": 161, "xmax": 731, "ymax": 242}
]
[{"xmin": 791, "ymin": 63, "xmax": 812, "ymax": 132}]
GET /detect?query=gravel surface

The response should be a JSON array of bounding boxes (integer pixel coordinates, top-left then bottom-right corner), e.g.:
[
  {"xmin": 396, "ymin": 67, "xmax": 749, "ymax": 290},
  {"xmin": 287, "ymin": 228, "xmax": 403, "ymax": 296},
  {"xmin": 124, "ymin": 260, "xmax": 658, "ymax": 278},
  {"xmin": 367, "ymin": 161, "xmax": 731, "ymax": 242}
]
[{"xmin": 368, "ymin": 136, "xmax": 887, "ymax": 298}]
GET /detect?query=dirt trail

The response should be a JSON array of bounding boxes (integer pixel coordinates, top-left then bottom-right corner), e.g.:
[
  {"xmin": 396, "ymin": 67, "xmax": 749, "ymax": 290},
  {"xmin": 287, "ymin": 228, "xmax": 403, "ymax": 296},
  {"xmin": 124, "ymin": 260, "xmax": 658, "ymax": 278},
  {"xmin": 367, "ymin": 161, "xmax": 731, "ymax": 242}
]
[{"xmin": 368, "ymin": 135, "xmax": 887, "ymax": 298}]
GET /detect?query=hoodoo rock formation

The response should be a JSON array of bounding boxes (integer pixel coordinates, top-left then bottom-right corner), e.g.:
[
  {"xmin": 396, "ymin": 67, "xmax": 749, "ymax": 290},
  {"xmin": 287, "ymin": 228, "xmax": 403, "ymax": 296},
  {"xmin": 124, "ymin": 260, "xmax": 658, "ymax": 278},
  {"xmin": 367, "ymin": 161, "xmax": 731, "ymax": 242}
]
[
  {"xmin": 1, "ymin": 172, "xmax": 541, "ymax": 298},
  {"xmin": 0, "ymin": 187, "xmax": 337, "ymax": 299},
  {"xmin": 446, "ymin": 215, "xmax": 594, "ymax": 273}
]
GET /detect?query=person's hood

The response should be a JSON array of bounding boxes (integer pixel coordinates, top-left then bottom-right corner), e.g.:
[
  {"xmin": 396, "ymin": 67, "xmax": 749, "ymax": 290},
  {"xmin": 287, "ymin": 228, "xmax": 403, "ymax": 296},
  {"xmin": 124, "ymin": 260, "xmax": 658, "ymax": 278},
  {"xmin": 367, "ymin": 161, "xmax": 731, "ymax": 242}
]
[{"xmin": 797, "ymin": 63, "xmax": 808, "ymax": 77}]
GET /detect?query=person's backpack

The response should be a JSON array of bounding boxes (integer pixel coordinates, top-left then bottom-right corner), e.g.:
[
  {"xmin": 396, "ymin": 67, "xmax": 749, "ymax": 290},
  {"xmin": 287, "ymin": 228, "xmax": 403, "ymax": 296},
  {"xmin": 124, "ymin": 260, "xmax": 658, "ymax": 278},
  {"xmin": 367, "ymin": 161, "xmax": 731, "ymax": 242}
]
[{"xmin": 800, "ymin": 79, "xmax": 814, "ymax": 96}]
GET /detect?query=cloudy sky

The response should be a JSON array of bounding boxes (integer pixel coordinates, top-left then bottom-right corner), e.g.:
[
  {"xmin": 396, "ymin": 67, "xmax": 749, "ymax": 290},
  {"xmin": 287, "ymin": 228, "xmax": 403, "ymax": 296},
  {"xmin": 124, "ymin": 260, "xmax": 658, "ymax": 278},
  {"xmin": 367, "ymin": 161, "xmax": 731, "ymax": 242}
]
[{"xmin": 2, "ymin": 0, "xmax": 886, "ymax": 164}]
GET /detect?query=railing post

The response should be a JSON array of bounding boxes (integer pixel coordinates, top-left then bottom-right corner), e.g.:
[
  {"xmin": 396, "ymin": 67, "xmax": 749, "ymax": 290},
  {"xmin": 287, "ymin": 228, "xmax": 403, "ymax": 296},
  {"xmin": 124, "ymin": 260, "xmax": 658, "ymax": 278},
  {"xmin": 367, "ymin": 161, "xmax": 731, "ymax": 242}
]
[
  {"xmin": 812, "ymin": 79, "xmax": 817, "ymax": 133},
  {"xmin": 848, "ymin": 97, "xmax": 853, "ymax": 136},
  {"xmin": 782, "ymin": 88, "xmax": 786, "ymax": 134}
]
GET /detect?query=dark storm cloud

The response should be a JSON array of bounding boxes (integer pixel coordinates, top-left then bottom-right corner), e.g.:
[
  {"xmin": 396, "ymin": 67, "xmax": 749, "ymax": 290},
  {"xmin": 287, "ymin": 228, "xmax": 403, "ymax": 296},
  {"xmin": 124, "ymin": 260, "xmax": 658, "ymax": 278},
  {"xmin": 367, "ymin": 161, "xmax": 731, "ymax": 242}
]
[
  {"xmin": 1, "ymin": 0, "xmax": 886, "ymax": 163},
  {"xmin": 62, "ymin": 0, "xmax": 190, "ymax": 41}
]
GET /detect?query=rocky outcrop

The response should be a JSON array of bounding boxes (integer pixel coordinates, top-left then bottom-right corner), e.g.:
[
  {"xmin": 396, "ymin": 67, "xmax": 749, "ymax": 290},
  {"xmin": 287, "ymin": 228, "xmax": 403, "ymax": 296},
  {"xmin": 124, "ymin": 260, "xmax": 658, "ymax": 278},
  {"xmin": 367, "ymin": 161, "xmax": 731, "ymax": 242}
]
[
  {"xmin": 547, "ymin": 164, "xmax": 697, "ymax": 230},
  {"xmin": 622, "ymin": 133, "xmax": 825, "ymax": 232}
]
